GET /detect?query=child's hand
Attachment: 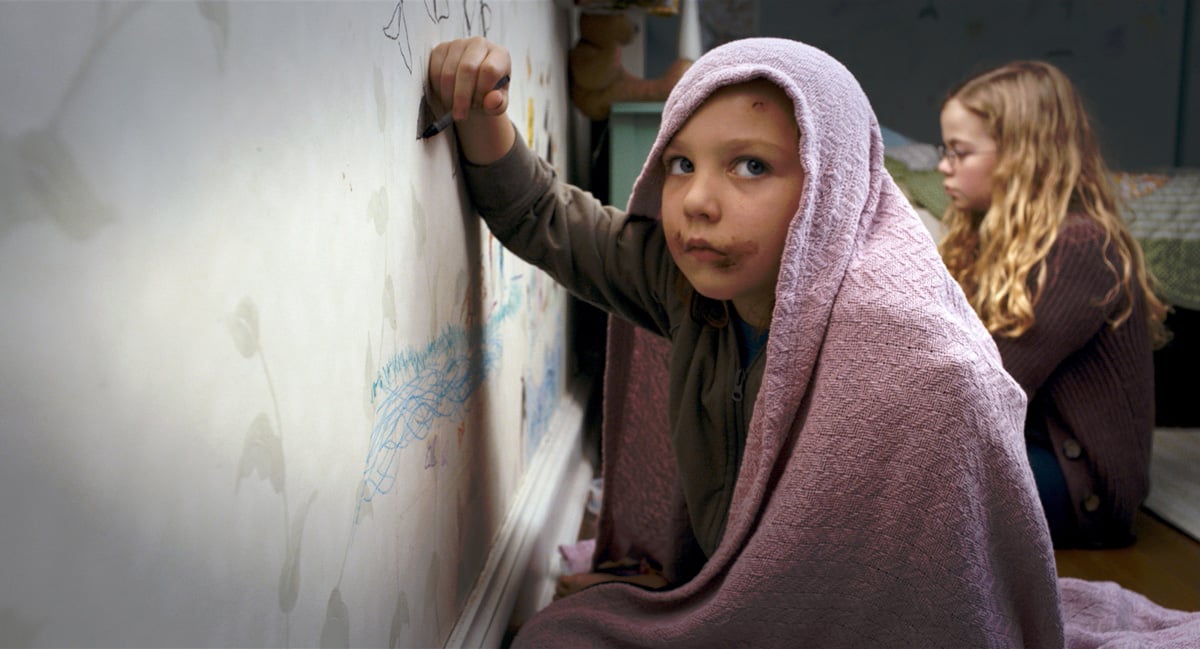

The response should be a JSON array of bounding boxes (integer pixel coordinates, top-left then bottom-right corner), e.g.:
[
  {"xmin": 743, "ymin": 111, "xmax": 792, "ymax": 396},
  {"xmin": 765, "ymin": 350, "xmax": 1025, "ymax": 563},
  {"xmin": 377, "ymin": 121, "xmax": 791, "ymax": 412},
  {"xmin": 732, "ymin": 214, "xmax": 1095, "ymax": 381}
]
[
  {"xmin": 426, "ymin": 37, "xmax": 513, "ymax": 161},
  {"xmin": 428, "ymin": 36, "xmax": 510, "ymax": 119}
]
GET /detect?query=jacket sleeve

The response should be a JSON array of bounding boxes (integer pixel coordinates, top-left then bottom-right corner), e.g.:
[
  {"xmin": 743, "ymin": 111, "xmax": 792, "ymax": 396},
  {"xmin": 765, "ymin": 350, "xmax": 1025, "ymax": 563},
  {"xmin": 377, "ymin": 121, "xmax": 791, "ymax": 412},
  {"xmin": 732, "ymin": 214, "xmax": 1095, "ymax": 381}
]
[
  {"xmin": 993, "ymin": 219, "xmax": 1119, "ymax": 396},
  {"xmin": 460, "ymin": 134, "xmax": 677, "ymax": 337}
]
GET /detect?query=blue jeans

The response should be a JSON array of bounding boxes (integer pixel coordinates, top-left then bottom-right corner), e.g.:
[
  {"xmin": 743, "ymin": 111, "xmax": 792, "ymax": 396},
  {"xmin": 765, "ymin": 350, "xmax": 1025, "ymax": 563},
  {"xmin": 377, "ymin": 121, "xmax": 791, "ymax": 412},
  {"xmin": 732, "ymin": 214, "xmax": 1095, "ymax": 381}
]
[{"xmin": 1026, "ymin": 439, "xmax": 1075, "ymax": 547}]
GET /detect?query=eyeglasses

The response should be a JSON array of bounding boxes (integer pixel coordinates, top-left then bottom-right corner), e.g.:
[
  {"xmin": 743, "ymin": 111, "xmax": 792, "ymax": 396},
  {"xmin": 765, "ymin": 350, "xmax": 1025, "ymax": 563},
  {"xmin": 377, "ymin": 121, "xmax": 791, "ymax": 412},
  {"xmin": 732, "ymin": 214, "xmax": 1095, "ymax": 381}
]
[{"xmin": 936, "ymin": 144, "xmax": 995, "ymax": 165}]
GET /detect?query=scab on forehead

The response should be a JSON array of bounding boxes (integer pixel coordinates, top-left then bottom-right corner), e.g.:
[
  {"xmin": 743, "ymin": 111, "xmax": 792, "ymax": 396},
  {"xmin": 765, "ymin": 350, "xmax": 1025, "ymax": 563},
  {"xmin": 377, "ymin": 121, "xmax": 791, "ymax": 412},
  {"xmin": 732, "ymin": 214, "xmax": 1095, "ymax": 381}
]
[{"xmin": 734, "ymin": 78, "xmax": 793, "ymax": 113}]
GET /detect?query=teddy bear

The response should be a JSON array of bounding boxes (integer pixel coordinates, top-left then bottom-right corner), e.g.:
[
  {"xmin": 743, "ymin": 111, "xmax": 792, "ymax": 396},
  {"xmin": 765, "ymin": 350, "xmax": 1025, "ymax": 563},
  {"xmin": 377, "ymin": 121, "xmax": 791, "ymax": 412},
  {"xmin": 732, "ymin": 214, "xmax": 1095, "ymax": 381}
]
[{"xmin": 568, "ymin": 12, "xmax": 693, "ymax": 121}]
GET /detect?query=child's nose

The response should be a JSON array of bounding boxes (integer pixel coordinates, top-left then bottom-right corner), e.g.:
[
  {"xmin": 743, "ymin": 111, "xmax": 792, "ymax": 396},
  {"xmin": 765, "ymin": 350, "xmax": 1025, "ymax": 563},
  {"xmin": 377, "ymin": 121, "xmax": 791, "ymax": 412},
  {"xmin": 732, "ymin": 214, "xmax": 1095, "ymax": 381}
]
[
  {"xmin": 681, "ymin": 175, "xmax": 720, "ymax": 222},
  {"xmin": 936, "ymin": 157, "xmax": 953, "ymax": 176}
]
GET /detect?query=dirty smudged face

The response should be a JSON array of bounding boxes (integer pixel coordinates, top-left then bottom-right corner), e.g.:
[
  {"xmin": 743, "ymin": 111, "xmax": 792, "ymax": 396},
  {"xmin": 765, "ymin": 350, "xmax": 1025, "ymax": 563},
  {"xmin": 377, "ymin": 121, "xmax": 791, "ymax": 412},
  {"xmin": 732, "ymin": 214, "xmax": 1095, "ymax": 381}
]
[{"xmin": 660, "ymin": 79, "xmax": 803, "ymax": 328}]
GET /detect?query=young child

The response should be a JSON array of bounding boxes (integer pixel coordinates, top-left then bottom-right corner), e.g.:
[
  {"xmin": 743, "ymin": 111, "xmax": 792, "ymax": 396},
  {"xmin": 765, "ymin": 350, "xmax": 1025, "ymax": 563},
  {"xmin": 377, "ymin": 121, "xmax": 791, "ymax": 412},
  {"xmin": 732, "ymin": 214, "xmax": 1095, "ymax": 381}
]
[
  {"xmin": 427, "ymin": 36, "xmax": 1068, "ymax": 646},
  {"xmin": 936, "ymin": 61, "xmax": 1169, "ymax": 549}
]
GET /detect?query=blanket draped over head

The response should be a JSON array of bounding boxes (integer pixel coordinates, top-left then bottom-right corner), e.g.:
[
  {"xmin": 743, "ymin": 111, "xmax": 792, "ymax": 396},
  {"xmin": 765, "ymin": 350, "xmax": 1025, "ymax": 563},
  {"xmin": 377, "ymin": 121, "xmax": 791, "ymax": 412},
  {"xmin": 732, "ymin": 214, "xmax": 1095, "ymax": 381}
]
[{"xmin": 512, "ymin": 38, "xmax": 1200, "ymax": 648}]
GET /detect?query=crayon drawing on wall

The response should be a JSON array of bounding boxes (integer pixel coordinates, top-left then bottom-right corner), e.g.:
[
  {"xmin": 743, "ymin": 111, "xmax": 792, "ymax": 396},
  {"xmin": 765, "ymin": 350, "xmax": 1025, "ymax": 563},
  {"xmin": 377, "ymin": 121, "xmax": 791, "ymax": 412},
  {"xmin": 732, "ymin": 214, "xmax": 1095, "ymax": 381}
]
[{"xmin": 0, "ymin": 2, "xmax": 573, "ymax": 647}]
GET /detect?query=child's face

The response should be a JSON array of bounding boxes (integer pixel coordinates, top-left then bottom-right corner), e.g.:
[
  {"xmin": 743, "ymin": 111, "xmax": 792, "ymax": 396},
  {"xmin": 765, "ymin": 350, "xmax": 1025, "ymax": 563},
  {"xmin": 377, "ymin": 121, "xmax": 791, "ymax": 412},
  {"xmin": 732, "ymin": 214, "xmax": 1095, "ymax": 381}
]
[
  {"xmin": 660, "ymin": 80, "xmax": 803, "ymax": 328},
  {"xmin": 937, "ymin": 99, "xmax": 998, "ymax": 213}
]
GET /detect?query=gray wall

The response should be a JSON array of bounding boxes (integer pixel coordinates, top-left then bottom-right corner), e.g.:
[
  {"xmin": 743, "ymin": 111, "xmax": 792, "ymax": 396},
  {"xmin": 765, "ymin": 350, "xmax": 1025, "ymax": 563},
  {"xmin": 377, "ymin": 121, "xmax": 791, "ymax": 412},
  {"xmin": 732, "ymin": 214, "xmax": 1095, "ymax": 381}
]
[{"xmin": 646, "ymin": 0, "xmax": 1198, "ymax": 170}]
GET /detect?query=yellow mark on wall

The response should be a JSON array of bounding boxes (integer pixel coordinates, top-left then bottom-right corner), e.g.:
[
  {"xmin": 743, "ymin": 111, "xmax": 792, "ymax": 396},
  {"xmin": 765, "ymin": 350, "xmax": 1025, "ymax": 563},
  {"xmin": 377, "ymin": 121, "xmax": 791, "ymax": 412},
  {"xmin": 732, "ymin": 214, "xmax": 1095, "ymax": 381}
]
[{"xmin": 526, "ymin": 97, "xmax": 535, "ymax": 149}]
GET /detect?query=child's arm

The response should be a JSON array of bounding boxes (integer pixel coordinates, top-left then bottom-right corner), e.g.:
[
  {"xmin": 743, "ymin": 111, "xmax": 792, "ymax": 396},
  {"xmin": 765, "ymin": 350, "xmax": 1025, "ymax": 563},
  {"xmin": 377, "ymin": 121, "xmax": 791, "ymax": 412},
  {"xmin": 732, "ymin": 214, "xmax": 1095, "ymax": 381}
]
[
  {"xmin": 426, "ymin": 38, "xmax": 677, "ymax": 339},
  {"xmin": 427, "ymin": 37, "xmax": 515, "ymax": 165}
]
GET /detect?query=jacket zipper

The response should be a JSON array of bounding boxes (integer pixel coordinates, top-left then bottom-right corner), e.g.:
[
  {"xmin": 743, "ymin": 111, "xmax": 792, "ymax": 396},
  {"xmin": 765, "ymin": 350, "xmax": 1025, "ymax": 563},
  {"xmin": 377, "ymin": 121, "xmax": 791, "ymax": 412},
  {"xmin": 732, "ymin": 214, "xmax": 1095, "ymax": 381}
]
[
  {"xmin": 731, "ymin": 348, "xmax": 763, "ymax": 442},
  {"xmin": 731, "ymin": 366, "xmax": 748, "ymax": 474},
  {"xmin": 719, "ymin": 349, "xmax": 759, "ymax": 549}
]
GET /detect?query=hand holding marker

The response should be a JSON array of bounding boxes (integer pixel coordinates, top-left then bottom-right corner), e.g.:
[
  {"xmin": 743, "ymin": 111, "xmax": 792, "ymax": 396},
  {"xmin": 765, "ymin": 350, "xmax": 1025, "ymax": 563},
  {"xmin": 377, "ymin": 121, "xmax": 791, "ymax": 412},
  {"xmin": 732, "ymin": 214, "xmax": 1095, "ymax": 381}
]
[{"xmin": 419, "ymin": 74, "xmax": 511, "ymax": 140}]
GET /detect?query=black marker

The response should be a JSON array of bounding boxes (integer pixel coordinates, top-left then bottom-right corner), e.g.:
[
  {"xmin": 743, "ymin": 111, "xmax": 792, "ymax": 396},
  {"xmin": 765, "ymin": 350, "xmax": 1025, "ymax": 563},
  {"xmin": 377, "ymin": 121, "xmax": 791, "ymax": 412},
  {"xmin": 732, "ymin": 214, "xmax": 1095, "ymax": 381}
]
[{"xmin": 419, "ymin": 74, "xmax": 510, "ymax": 140}]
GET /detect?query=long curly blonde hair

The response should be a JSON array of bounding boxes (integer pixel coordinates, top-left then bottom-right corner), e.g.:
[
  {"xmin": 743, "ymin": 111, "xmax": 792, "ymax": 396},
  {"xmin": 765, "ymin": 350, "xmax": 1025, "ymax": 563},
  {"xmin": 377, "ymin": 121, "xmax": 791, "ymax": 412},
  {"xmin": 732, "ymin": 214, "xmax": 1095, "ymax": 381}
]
[{"xmin": 937, "ymin": 60, "xmax": 1168, "ymax": 344}]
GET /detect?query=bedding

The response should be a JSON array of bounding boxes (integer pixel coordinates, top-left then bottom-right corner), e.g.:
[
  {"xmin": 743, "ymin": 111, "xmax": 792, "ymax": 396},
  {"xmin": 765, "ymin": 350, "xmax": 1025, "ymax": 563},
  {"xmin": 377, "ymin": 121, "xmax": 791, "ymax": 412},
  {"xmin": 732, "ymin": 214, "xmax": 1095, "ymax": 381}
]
[{"xmin": 883, "ymin": 136, "xmax": 1200, "ymax": 310}]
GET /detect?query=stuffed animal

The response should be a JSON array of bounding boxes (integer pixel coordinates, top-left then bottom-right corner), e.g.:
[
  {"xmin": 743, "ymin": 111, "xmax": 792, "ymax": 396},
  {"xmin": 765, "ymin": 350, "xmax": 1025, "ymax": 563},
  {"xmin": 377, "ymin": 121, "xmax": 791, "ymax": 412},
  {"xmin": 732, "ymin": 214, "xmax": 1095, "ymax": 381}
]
[{"xmin": 568, "ymin": 12, "xmax": 693, "ymax": 121}]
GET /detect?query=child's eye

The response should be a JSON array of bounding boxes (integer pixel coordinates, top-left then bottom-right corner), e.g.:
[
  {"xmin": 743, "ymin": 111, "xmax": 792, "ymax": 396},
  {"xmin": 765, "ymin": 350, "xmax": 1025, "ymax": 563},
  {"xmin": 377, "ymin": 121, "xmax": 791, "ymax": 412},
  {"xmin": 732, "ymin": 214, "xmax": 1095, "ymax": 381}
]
[
  {"xmin": 733, "ymin": 158, "xmax": 768, "ymax": 177},
  {"xmin": 666, "ymin": 156, "xmax": 694, "ymax": 175}
]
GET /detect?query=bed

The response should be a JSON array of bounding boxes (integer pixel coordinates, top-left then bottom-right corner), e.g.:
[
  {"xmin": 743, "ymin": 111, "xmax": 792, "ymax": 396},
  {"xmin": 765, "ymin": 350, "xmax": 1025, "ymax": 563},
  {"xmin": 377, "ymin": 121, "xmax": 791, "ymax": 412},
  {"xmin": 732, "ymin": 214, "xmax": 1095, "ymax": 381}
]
[{"xmin": 881, "ymin": 126, "xmax": 1200, "ymax": 311}]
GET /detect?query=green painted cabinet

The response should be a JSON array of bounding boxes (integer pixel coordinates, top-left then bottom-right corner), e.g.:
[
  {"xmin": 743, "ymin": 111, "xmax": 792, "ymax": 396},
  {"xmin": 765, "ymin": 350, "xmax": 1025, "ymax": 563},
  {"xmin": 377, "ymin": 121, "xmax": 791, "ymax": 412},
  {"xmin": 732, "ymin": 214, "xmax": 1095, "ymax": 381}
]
[{"xmin": 609, "ymin": 102, "xmax": 664, "ymax": 210}]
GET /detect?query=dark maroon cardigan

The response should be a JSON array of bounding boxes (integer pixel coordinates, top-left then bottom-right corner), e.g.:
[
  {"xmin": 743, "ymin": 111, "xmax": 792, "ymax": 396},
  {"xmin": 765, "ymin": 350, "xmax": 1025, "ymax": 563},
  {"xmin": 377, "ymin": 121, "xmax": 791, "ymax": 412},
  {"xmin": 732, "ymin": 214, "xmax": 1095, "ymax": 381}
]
[{"xmin": 995, "ymin": 214, "xmax": 1156, "ymax": 547}]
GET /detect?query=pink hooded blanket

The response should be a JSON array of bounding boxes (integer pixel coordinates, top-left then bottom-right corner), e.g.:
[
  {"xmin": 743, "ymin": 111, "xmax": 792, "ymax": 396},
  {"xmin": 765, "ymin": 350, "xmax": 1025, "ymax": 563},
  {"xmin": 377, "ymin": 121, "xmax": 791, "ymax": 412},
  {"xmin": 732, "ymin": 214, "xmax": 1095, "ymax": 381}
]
[{"xmin": 513, "ymin": 38, "xmax": 1200, "ymax": 648}]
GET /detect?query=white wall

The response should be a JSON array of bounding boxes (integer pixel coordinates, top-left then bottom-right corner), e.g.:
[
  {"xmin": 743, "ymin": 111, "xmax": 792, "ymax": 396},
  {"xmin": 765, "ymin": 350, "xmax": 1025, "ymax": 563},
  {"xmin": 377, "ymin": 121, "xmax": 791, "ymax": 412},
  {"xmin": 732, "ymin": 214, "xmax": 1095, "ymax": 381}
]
[{"xmin": 0, "ymin": 2, "xmax": 580, "ymax": 647}]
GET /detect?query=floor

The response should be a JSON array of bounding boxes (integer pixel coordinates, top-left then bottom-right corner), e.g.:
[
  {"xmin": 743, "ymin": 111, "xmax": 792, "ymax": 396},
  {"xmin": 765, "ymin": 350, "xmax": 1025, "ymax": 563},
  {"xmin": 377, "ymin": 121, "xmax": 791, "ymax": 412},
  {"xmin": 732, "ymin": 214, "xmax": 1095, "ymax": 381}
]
[{"xmin": 1055, "ymin": 509, "xmax": 1200, "ymax": 612}]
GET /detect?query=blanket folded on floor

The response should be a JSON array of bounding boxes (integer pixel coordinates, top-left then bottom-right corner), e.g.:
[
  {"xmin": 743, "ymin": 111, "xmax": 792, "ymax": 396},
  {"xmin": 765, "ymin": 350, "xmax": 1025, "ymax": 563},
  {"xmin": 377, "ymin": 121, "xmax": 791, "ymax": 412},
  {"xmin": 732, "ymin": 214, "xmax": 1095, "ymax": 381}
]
[{"xmin": 1060, "ymin": 577, "xmax": 1200, "ymax": 648}]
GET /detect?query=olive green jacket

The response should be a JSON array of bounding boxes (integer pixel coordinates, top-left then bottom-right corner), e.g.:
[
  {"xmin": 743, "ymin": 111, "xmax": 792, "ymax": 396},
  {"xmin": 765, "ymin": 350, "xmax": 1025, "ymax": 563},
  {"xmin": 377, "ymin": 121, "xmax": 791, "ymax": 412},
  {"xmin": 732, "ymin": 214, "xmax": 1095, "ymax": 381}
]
[{"xmin": 463, "ymin": 136, "xmax": 763, "ymax": 558}]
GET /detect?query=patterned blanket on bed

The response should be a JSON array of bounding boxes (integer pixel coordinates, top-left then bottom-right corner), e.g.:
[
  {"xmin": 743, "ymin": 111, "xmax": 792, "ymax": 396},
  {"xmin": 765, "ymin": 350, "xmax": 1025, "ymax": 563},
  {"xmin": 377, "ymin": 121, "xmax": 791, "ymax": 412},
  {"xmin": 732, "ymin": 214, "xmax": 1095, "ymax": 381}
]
[{"xmin": 885, "ymin": 145, "xmax": 1200, "ymax": 310}]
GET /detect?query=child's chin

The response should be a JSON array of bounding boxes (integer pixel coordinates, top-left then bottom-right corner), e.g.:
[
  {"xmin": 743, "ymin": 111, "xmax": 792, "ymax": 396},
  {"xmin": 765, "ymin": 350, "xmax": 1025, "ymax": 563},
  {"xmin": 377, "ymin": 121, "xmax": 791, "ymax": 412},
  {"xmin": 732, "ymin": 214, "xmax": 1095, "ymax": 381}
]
[
  {"xmin": 692, "ymin": 284, "xmax": 738, "ymax": 302},
  {"xmin": 678, "ymin": 267, "xmax": 743, "ymax": 302}
]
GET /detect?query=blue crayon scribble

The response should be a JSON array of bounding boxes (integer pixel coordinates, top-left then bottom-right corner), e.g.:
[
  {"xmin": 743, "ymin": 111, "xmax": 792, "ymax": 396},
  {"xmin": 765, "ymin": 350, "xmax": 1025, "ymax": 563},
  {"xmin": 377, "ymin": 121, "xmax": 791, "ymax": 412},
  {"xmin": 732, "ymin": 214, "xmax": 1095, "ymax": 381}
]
[
  {"xmin": 523, "ymin": 339, "xmax": 564, "ymax": 461},
  {"xmin": 357, "ymin": 288, "xmax": 522, "ymax": 522}
]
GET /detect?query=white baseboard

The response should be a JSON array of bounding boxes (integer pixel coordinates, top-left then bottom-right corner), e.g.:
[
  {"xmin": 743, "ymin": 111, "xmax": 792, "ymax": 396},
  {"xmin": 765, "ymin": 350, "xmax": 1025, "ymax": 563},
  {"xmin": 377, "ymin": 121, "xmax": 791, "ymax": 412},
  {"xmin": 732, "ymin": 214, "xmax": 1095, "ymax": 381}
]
[{"xmin": 444, "ymin": 377, "xmax": 594, "ymax": 648}]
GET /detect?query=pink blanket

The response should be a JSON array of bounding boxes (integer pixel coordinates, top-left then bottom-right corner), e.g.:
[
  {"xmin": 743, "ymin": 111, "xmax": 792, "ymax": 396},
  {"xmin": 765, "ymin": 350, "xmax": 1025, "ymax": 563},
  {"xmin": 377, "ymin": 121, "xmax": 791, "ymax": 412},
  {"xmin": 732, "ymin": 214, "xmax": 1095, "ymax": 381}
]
[{"xmin": 515, "ymin": 38, "xmax": 1200, "ymax": 647}]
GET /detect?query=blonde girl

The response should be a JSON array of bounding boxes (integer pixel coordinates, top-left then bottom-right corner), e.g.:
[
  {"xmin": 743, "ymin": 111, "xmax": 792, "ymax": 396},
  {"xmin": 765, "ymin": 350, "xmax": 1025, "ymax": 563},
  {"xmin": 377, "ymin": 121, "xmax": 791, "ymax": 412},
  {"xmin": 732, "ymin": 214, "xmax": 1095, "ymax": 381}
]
[{"xmin": 938, "ymin": 60, "xmax": 1168, "ymax": 548}]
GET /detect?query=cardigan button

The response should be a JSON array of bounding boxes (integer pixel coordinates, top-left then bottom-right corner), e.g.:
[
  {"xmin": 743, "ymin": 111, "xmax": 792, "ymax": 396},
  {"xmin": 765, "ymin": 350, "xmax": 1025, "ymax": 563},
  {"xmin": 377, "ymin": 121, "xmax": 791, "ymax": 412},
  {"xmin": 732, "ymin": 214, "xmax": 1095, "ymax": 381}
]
[
  {"xmin": 1062, "ymin": 439, "xmax": 1083, "ymax": 460},
  {"xmin": 1082, "ymin": 494, "xmax": 1102, "ymax": 512}
]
